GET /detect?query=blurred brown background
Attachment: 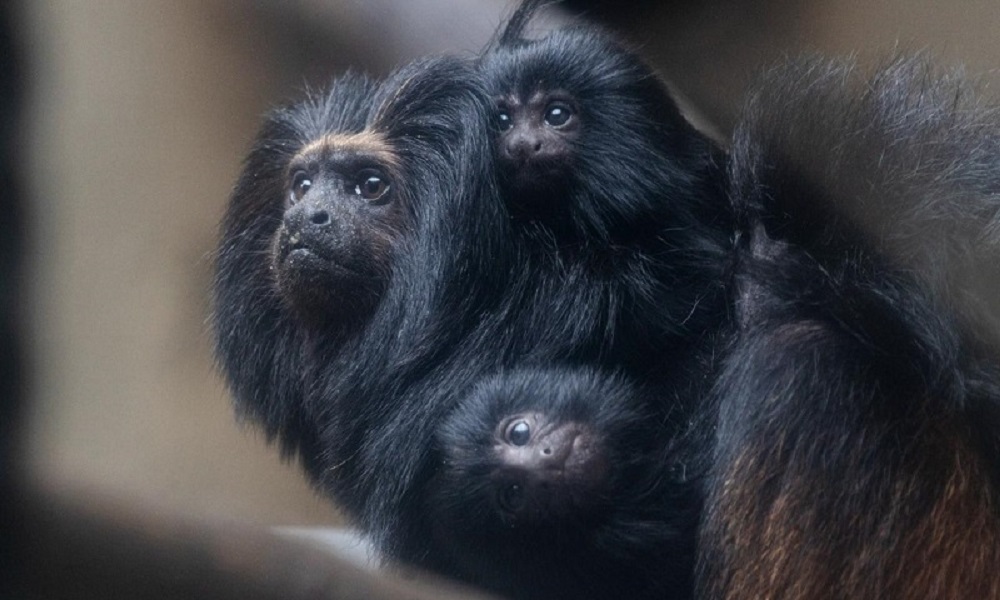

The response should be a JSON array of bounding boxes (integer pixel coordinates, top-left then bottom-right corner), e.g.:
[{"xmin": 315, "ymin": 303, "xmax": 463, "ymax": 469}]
[{"xmin": 15, "ymin": 0, "xmax": 1000, "ymax": 528}]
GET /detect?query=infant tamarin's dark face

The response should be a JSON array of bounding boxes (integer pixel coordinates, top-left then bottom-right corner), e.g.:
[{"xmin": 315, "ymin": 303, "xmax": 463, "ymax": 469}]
[{"xmin": 496, "ymin": 88, "xmax": 580, "ymax": 192}]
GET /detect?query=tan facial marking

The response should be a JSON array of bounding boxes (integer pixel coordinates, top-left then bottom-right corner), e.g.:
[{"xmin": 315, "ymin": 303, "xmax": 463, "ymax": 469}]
[{"xmin": 293, "ymin": 131, "xmax": 398, "ymax": 169}]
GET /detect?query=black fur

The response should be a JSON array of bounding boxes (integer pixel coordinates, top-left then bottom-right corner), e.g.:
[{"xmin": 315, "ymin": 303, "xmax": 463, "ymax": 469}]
[
  {"xmin": 213, "ymin": 3, "xmax": 1000, "ymax": 599},
  {"xmin": 301, "ymin": 7, "xmax": 732, "ymax": 598},
  {"xmin": 215, "ymin": 5, "xmax": 717, "ymax": 598},
  {"xmin": 375, "ymin": 10, "xmax": 734, "ymax": 599},
  {"xmin": 701, "ymin": 56, "xmax": 1000, "ymax": 599}
]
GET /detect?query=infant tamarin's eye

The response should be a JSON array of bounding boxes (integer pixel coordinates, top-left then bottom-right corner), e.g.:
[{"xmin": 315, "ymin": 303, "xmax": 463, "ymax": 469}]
[
  {"xmin": 497, "ymin": 108, "xmax": 514, "ymax": 132},
  {"xmin": 506, "ymin": 419, "xmax": 531, "ymax": 445},
  {"xmin": 544, "ymin": 102, "xmax": 573, "ymax": 127}
]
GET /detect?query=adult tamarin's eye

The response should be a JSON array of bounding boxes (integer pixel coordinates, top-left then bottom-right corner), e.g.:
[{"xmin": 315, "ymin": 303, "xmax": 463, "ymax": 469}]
[
  {"xmin": 505, "ymin": 419, "xmax": 531, "ymax": 446},
  {"xmin": 290, "ymin": 170, "xmax": 312, "ymax": 203},
  {"xmin": 352, "ymin": 168, "xmax": 390, "ymax": 202},
  {"xmin": 544, "ymin": 102, "xmax": 573, "ymax": 127},
  {"xmin": 497, "ymin": 108, "xmax": 514, "ymax": 132}
]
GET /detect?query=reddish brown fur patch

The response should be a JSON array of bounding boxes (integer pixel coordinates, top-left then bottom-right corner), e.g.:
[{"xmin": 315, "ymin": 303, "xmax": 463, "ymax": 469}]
[
  {"xmin": 891, "ymin": 434, "xmax": 1000, "ymax": 599},
  {"xmin": 703, "ymin": 319, "xmax": 1000, "ymax": 599},
  {"xmin": 711, "ymin": 417, "xmax": 1000, "ymax": 600}
]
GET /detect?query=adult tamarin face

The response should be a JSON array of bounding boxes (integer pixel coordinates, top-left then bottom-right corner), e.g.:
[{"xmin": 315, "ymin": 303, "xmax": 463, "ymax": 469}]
[
  {"xmin": 221, "ymin": 55, "xmax": 481, "ymax": 331},
  {"xmin": 271, "ymin": 130, "xmax": 403, "ymax": 322}
]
